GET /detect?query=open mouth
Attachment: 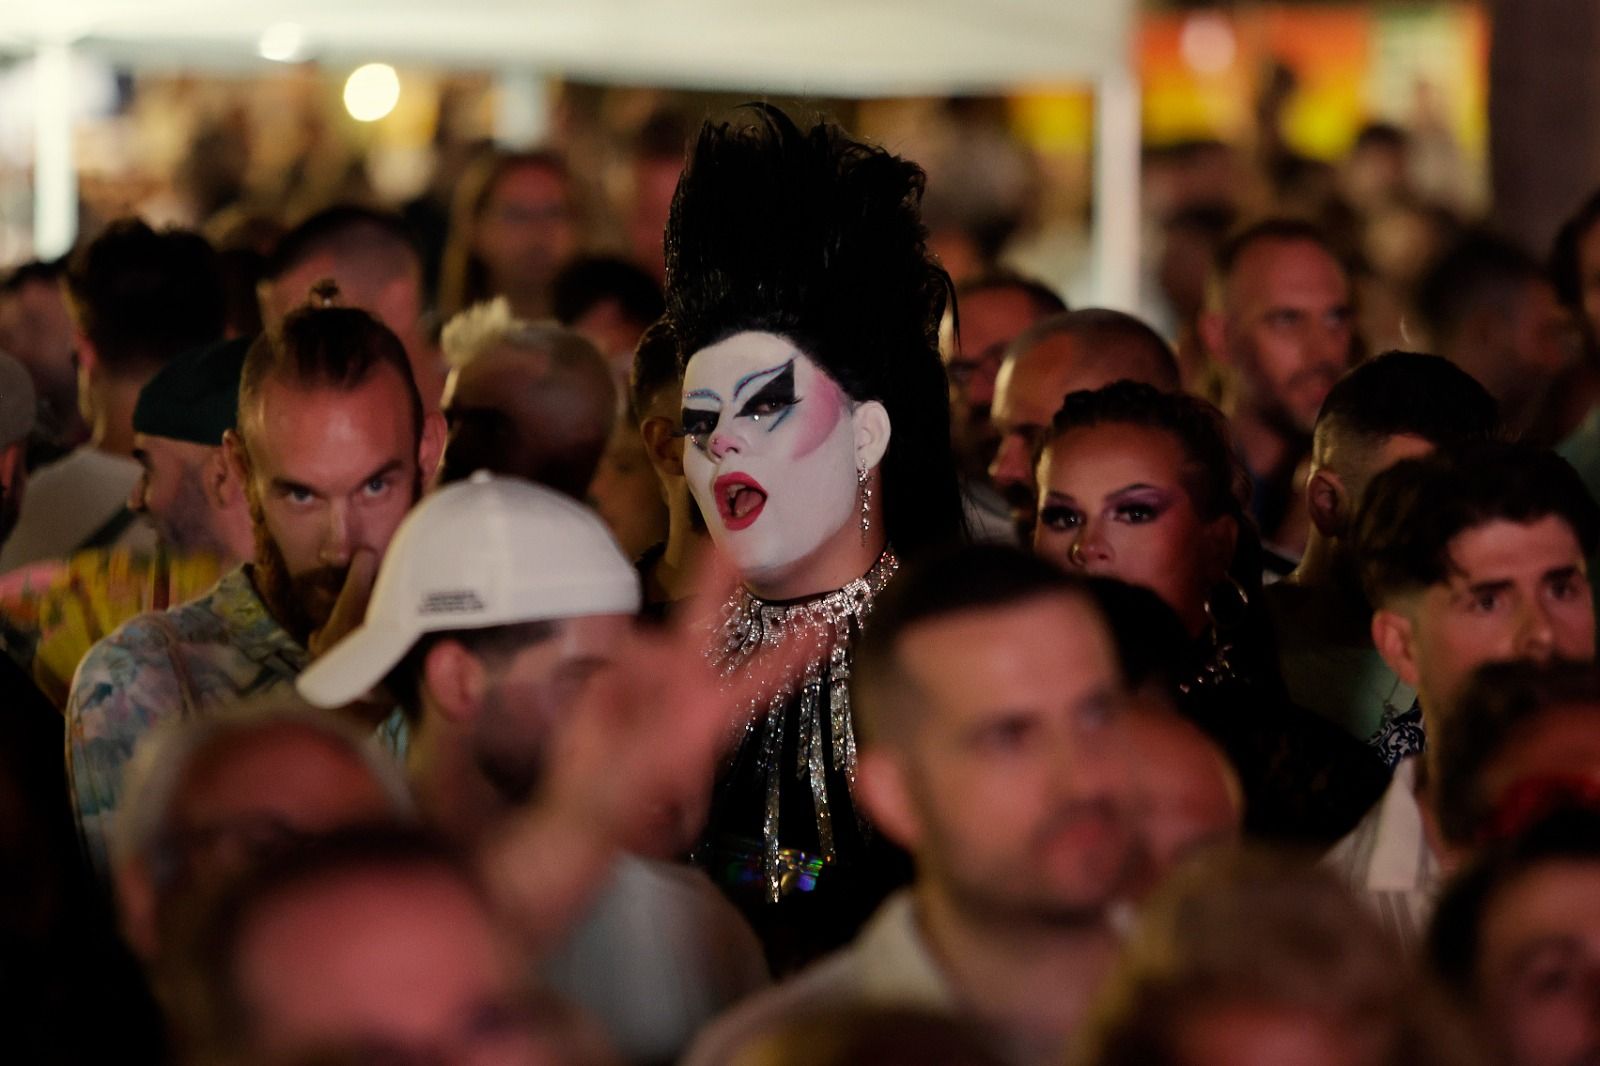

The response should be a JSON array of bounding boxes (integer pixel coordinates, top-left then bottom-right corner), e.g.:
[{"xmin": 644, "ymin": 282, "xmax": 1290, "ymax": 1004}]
[{"xmin": 714, "ymin": 473, "xmax": 768, "ymax": 531}]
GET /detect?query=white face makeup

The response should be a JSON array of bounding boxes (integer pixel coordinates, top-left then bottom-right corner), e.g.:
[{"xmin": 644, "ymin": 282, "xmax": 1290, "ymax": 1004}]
[{"xmin": 681, "ymin": 331, "xmax": 863, "ymax": 589}]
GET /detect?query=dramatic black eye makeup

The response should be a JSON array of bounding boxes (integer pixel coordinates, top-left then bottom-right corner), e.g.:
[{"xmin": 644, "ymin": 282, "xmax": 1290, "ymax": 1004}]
[
  {"xmin": 735, "ymin": 360, "xmax": 799, "ymax": 429},
  {"xmin": 679, "ymin": 358, "xmax": 801, "ymax": 450},
  {"xmin": 680, "ymin": 405, "xmax": 719, "ymax": 445}
]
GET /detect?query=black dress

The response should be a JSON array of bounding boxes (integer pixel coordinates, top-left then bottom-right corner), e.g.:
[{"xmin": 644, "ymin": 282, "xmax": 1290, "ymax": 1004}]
[{"xmin": 693, "ymin": 550, "xmax": 910, "ymax": 974}]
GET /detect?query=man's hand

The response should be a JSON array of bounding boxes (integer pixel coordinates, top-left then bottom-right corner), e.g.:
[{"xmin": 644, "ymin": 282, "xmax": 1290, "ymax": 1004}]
[
  {"xmin": 307, "ymin": 548, "xmax": 379, "ymax": 660},
  {"xmin": 480, "ymin": 553, "xmax": 817, "ymax": 952},
  {"xmin": 308, "ymin": 549, "xmax": 395, "ymax": 726}
]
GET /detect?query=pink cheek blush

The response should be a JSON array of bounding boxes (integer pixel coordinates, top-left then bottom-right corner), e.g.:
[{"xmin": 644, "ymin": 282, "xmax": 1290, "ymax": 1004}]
[{"xmin": 789, "ymin": 373, "xmax": 848, "ymax": 459}]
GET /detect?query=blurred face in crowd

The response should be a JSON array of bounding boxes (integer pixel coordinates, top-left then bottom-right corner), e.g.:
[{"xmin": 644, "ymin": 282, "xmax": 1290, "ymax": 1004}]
[
  {"xmin": 116, "ymin": 724, "xmax": 396, "ymax": 960},
  {"xmin": 1373, "ymin": 517, "xmax": 1595, "ymax": 721},
  {"xmin": 859, "ymin": 592, "xmax": 1143, "ymax": 924},
  {"xmin": 1510, "ymin": 279, "xmax": 1579, "ymax": 386},
  {"xmin": 1476, "ymin": 706, "xmax": 1600, "ymax": 839},
  {"xmin": 0, "ymin": 441, "xmax": 24, "ymax": 545},
  {"xmin": 587, "ymin": 420, "xmax": 668, "ymax": 560},
  {"xmin": 433, "ymin": 615, "xmax": 631, "ymax": 807},
  {"xmin": 440, "ymin": 343, "xmax": 614, "ymax": 499},
  {"xmin": 1577, "ymin": 220, "xmax": 1600, "ymax": 345},
  {"xmin": 1208, "ymin": 238, "xmax": 1354, "ymax": 437},
  {"xmin": 0, "ymin": 275, "xmax": 80, "ymax": 437},
  {"xmin": 232, "ymin": 867, "xmax": 551, "ymax": 1066},
  {"xmin": 130, "ymin": 434, "xmax": 252, "ymax": 561},
  {"xmin": 681, "ymin": 331, "xmax": 887, "ymax": 599},
  {"xmin": 1474, "ymin": 858, "xmax": 1600, "ymax": 1066},
  {"xmin": 474, "ymin": 161, "xmax": 579, "ymax": 308},
  {"xmin": 1172, "ymin": 1003, "xmax": 1389, "ymax": 1066},
  {"xmin": 990, "ymin": 337, "xmax": 1081, "ymax": 533},
  {"xmin": 946, "ymin": 286, "xmax": 1049, "ymax": 478},
  {"xmin": 629, "ymin": 155, "xmax": 682, "ymax": 278},
  {"xmin": 230, "ymin": 365, "xmax": 441, "ymax": 645},
  {"xmin": 1122, "ymin": 707, "xmax": 1241, "ymax": 888},
  {"xmin": 1034, "ymin": 422, "xmax": 1236, "ymax": 638}
]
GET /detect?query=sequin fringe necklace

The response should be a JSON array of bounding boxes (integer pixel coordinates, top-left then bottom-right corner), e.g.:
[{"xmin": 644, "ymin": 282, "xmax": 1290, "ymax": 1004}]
[{"xmin": 708, "ymin": 548, "xmax": 899, "ymax": 902}]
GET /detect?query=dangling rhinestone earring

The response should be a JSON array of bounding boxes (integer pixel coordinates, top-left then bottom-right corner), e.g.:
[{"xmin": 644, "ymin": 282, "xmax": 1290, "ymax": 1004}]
[{"xmin": 858, "ymin": 463, "xmax": 872, "ymax": 542}]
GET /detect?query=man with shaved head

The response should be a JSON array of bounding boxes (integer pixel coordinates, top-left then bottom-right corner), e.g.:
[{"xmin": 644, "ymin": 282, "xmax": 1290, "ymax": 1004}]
[
  {"xmin": 1199, "ymin": 219, "xmax": 1355, "ymax": 543},
  {"xmin": 989, "ymin": 308, "xmax": 1180, "ymax": 535},
  {"xmin": 437, "ymin": 298, "xmax": 617, "ymax": 498},
  {"xmin": 944, "ymin": 272, "xmax": 1065, "ymax": 481}
]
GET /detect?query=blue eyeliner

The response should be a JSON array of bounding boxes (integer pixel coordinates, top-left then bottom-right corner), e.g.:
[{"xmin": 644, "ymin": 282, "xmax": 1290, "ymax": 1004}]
[{"xmin": 733, "ymin": 359, "xmax": 795, "ymax": 400}]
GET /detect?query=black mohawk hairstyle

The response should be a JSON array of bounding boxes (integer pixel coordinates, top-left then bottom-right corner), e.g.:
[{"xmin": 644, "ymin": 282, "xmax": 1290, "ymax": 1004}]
[{"xmin": 664, "ymin": 104, "xmax": 966, "ymax": 557}]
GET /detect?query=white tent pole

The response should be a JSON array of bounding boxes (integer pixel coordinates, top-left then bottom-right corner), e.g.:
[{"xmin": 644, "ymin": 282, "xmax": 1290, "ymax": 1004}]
[
  {"xmin": 1092, "ymin": 62, "xmax": 1140, "ymax": 313},
  {"xmin": 494, "ymin": 70, "xmax": 550, "ymax": 147},
  {"xmin": 34, "ymin": 40, "xmax": 78, "ymax": 259}
]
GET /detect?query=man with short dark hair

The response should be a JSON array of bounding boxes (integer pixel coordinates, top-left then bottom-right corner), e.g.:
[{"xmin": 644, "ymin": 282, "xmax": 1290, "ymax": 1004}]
[
  {"xmin": 988, "ymin": 307, "xmax": 1178, "ymax": 537},
  {"xmin": 1328, "ymin": 442, "xmax": 1599, "ymax": 948},
  {"xmin": 258, "ymin": 205, "xmax": 444, "ymax": 411},
  {"xmin": 1198, "ymin": 218, "xmax": 1356, "ymax": 546},
  {"xmin": 2, "ymin": 221, "xmax": 226, "ymax": 571},
  {"xmin": 298, "ymin": 474, "xmax": 766, "ymax": 1062},
  {"xmin": 1413, "ymin": 233, "xmax": 1575, "ymax": 440},
  {"xmin": 67, "ymin": 301, "xmax": 443, "ymax": 874},
  {"xmin": 1269, "ymin": 352, "xmax": 1500, "ymax": 745},
  {"xmin": 687, "ymin": 545, "xmax": 1146, "ymax": 1066}
]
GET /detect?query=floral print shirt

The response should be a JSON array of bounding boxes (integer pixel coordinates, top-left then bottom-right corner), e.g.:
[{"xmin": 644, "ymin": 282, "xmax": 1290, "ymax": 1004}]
[{"xmin": 65, "ymin": 566, "xmax": 307, "ymax": 876}]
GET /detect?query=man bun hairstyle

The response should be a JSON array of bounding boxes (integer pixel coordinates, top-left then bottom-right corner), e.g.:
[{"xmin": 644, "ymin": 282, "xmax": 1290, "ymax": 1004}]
[{"xmin": 238, "ymin": 286, "xmax": 423, "ymax": 445}]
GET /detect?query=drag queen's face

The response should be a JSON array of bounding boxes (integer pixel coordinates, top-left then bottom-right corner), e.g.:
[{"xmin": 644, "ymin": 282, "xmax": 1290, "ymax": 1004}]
[{"xmin": 682, "ymin": 331, "xmax": 887, "ymax": 594}]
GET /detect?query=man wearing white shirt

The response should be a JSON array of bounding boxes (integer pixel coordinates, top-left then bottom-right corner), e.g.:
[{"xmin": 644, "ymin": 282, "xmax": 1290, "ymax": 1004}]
[{"xmin": 1329, "ymin": 442, "xmax": 1598, "ymax": 949}]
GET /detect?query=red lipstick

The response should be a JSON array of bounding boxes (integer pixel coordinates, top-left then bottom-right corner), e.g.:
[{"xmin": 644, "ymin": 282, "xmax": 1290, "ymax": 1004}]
[{"xmin": 713, "ymin": 472, "xmax": 768, "ymax": 531}]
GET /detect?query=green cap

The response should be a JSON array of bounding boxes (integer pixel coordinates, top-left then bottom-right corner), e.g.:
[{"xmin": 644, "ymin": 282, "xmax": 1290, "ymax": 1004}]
[{"xmin": 133, "ymin": 336, "xmax": 252, "ymax": 446}]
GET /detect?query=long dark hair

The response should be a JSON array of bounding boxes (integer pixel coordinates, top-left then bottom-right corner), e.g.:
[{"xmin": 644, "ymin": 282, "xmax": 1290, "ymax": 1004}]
[{"xmin": 664, "ymin": 104, "xmax": 965, "ymax": 559}]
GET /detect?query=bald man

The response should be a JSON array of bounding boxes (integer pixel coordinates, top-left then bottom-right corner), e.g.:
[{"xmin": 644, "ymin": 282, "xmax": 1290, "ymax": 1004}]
[
  {"xmin": 437, "ymin": 298, "xmax": 617, "ymax": 499},
  {"xmin": 989, "ymin": 308, "xmax": 1180, "ymax": 534},
  {"xmin": 259, "ymin": 206, "xmax": 445, "ymax": 412}
]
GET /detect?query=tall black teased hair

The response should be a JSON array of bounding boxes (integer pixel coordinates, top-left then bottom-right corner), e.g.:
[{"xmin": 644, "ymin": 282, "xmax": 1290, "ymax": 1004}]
[{"xmin": 664, "ymin": 104, "xmax": 965, "ymax": 558}]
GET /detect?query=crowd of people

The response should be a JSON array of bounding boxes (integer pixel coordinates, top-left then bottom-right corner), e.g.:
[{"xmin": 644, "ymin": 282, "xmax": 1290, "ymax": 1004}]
[{"xmin": 0, "ymin": 99, "xmax": 1598, "ymax": 1066}]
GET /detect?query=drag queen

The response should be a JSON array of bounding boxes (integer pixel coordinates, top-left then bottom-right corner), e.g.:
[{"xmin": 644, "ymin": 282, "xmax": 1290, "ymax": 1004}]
[{"xmin": 665, "ymin": 105, "xmax": 964, "ymax": 966}]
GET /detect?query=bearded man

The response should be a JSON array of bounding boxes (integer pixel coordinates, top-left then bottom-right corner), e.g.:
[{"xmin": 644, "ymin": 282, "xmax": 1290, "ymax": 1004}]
[{"xmin": 66, "ymin": 294, "xmax": 442, "ymax": 875}]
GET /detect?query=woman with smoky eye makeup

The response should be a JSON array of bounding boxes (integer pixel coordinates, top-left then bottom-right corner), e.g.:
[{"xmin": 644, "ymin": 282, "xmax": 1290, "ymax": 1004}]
[
  {"xmin": 1033, "ymin": 381, "xmax": 1389, "ymax": 846},
  {"xmin": 663, "ymin": 105, "xmax": 964, "ymax": 971}
]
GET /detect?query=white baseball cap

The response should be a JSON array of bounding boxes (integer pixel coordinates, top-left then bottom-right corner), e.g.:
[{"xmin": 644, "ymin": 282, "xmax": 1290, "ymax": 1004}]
[{"xmin": 297, "ymin": 471, "xmax": 640, "ymax": 709}]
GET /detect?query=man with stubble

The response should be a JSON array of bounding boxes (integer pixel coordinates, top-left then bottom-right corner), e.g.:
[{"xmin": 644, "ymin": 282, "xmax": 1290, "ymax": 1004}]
[{"xmin": 68, "ymin": 291, "xmax": 442, "ymax": 875}]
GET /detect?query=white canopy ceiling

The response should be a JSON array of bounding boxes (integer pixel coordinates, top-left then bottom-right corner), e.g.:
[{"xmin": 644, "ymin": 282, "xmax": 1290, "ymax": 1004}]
[{"xmin": 0, "ymin": 0, "xmax": 1132, "ymax": 95}]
